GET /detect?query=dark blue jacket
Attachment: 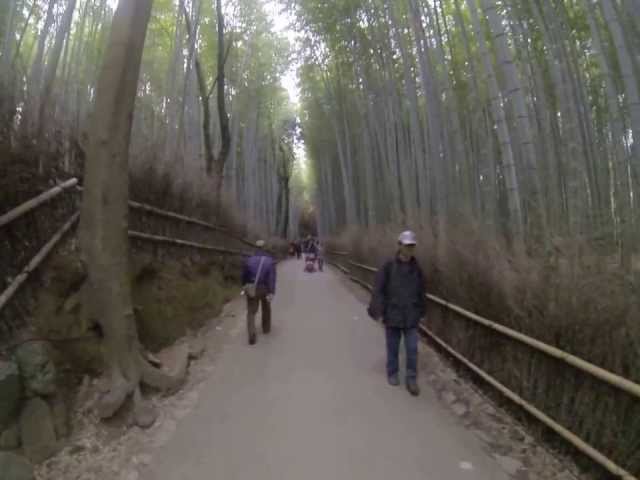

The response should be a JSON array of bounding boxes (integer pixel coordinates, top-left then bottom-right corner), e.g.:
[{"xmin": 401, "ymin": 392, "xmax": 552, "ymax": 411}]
[
  {"xmin": 368, "ymin": 256, "xmax": 426, "ymax": 328},
  {"xmin": 242, "ymin": 251, "xmax": 276, "ymax": 294}
]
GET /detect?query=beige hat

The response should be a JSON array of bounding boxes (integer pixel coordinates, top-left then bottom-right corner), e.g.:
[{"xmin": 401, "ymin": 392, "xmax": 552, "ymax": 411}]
[{"xmin": 256, "ymin": 240, "xmax": 266, "ymax": 248}]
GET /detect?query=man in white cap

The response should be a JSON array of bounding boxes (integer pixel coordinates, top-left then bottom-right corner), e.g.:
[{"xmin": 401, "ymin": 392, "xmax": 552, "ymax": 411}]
[
  {"xmin": 367, "ymin": 230, "xmax": 426, "ymax": 396},
  {"xmin": 241, "ymin": 240, "xmax": 276, "ymax": 345}
]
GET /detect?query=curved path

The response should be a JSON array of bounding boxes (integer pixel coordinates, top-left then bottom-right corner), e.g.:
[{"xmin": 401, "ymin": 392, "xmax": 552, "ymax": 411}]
[{"xmin": 143, "ymin": 260, "xmax": 509, "ymax": 480}]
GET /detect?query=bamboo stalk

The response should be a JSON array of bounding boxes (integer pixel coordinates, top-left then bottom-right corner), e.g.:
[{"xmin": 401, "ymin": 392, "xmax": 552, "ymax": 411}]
[
  {"xmin": 420, "ymin": 325, "xmax": 636, "ymax": 480},
  {"xmin": 0, "ymin": 178, "xmax": 78, "ymax": 228},
  {"xmin": 0, "ymin": 213, "xmax": 80, "ymax": 313}
]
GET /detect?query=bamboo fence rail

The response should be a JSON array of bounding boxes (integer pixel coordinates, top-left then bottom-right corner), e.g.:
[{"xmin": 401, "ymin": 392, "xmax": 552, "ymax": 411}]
[
  {"xmin": 0, "ymin": 178, "xmax": 78, "ymax": 228},
  {"xmin": 327, "ymin": 252, "xmax": 637, "ymax": 480},
  {"xmin": 0, "ymin": 213, "xmax": 79, "ymax": 313}
]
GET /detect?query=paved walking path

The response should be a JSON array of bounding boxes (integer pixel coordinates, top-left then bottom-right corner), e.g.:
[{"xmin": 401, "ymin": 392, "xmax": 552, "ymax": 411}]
[{"xmin": 143, "ymin": 260, "xmax": 509, "ymax": 480}]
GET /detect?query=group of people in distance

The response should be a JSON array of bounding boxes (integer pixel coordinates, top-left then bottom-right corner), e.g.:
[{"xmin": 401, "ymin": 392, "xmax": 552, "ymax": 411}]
[
  {"xmin": 242, "ymin": 230, "xmax": 425, "ymax": 397},
  {"xmin": 289, "ymin": 236, "xmax": 324, "ymax": 273}
]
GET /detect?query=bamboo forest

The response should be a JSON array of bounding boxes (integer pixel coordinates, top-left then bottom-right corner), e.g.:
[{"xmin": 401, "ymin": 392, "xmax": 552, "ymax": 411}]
[{"xmin": 1, "ymin": 0, "xmax": 639, "ymax": 479}]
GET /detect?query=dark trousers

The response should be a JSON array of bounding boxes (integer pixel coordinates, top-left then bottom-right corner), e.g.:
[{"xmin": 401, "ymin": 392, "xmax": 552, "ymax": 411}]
[
  {"xmin": 247, "ymin": 287, "xmax": 271, "ymax": 338},
  {"xmin": 385, "ymin": 326, "xmax": 418, "ymax": 381}
]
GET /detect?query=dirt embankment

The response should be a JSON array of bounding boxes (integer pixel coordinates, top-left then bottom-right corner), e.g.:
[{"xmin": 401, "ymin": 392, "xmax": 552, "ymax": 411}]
[
  {"xmin": 0, "ymin": 147, "xmax": 258, "ymax": 475},
  {"xmin": 30, "ymin": 247, "xmax": 241, "ymax": 371}
]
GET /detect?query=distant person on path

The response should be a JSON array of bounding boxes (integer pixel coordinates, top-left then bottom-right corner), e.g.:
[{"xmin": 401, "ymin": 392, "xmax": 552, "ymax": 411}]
[
  {"xmin": 242, "ymin": 240, "xmax": 277, "ymax": 345},
  {"xmin": 307, "ymin": 239, "xmax": 318, "ymax": 258},
  {"xmin": 304, "ymin": 235, "xmax": 314, "ymax": 254},
  {"xmin": 367, "ymin": 230, "xmax": 426, "ymax": 396},
  {"xmin": 304, "ymin": 238, "xmax": 318, "ymax": 272}
]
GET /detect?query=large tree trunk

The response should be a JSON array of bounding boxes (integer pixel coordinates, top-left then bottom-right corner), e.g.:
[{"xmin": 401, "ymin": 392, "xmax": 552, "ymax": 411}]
[{"xmin": 79, "ymin": 0, "xmax": 185, "ymax": 424}]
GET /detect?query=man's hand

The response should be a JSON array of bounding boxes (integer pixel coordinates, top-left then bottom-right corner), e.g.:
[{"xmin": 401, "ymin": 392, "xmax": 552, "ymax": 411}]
[
  {"xmin": 267, "ymin": 294, "xmax": 274, "ymax": 303},
  {"xmin": 367, "ymin": 305, "xmax": 380, "ymax": 321}
]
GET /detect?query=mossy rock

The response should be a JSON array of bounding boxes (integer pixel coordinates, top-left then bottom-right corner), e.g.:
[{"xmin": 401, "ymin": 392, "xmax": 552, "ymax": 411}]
[
  {"xmin": 0, "ymin": 452, "xmax": 34, "ymax": 480},
  {"xmin": 0, "ymin": 361, "xmax": 22, "ymax": 430}
]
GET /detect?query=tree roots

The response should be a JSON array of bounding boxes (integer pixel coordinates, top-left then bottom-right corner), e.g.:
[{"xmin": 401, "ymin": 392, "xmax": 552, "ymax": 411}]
[{"xmin": 95, "ymin": 343, "xmax": 190, "ymax": 428}]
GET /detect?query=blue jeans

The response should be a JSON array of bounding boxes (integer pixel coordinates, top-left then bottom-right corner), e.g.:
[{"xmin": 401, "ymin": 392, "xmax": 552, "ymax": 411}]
[{"xmin": 385, "ymin": 327, "xmax": 418, "ymax": 382}]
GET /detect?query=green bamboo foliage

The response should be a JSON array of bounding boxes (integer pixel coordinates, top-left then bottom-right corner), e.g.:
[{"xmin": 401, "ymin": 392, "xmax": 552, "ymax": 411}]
[
  {"xmin": 0, "ymin": 0, "xmax": 297, "ymax": 236},
  {"xmin": 295, "ymin": 0, "xmax": 640, "ymax": 262}
]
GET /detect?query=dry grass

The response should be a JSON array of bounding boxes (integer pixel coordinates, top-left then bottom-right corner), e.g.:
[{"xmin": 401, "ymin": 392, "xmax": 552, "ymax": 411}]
[
  {"xmin": 131, "ymin": 255, "xmax": 238, "ymax": 352},
  {"xmin": 129, "ymin": 165, "xmax": 245, "ymax": 234},
  {"xmin": 329, "ymin": 222, "xmax": 640, "ymax": 475},
  {"xmin": 0, "ymin": 146, "xmax": 277, "ymax": 347}
]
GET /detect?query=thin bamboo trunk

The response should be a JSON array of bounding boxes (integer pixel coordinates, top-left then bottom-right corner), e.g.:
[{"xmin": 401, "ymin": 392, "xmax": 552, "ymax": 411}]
[
  {"xmin": 586, "ymin": 0, "xmax": 634, "ymax": 270},
  {"xmin": 36, "ymin": 0, "xmax": 78, "ymax": 167},
  {"xmin": 466, "ymin": 0, "xmax": 524, "ymax": 246},
  {"xmin": 601, "ymin": 0, "xmax": 640, "ymax": 265},
  {"xmin": 481, "ymin": 0, "xmax": 547, "ymax": 245}
]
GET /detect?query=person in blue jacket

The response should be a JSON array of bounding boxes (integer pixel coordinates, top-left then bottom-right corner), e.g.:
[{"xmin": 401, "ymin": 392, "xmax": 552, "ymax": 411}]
[
  {"xmin": 368, "ymin": 231, "xmax": 426, "ymax": 396},
  {"xmin": 242, "ymin": 240, "xmax": 277, "ymax": 345}
]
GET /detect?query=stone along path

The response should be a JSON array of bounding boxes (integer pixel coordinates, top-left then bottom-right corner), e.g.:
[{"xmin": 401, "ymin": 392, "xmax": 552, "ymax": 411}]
[{"xmin": 140, "ymin": 260, "xmax": 511, "ymax": 480}]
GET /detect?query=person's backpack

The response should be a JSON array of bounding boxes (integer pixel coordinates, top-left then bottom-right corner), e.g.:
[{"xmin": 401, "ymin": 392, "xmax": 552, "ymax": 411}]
[
  {"xmin": 244, "ymin": 257, "xmax": 265, "ymax": 298},
  {"xmin": 367, "ymin": 261, "xmax": 391, "ymax": 320}
]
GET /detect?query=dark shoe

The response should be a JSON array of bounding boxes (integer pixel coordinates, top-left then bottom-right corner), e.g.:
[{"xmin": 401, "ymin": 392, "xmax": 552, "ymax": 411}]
[
  {"xmin": 406, "ymin": 381, "xmax": 420, "ymax": 396},
  {"xmin": 249, "ymin": 333, "xmax": 257, "ymax": 345},
  {"xmin": 262, "ymin": 326, "xmax": 271, "ymax": 334},
  {"xmin": 388, "ymin": 374, "xmax": 400, "ymax": 386}
]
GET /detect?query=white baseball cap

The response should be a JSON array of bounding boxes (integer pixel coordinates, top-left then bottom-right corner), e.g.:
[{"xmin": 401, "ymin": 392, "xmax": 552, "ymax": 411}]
[
  {"xmin": 398, "ymin": 230, "xmax": 417, "ymax": 246},
  {"xmin": 256, "ymin": 240, "xmax": 265, "ymax": 248}
]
